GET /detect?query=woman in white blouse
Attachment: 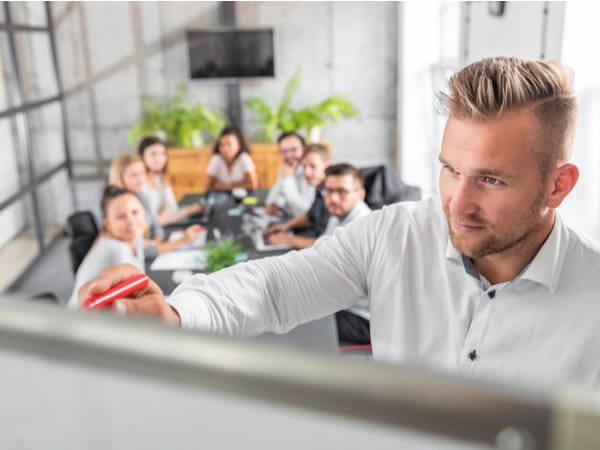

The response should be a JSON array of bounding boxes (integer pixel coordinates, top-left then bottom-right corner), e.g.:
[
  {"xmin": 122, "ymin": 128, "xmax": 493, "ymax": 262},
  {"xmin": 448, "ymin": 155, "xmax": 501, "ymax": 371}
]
[
  {"xmin": 67, "ymin": 185, "xmax": 147, "ymax": 309},
  {"xmin": 138, "ymin": 136, "xmax": 203, "ymax": 225},
  {"xmin": 204, "ymin": 125, "xmax": 259, "ymax": 192}
]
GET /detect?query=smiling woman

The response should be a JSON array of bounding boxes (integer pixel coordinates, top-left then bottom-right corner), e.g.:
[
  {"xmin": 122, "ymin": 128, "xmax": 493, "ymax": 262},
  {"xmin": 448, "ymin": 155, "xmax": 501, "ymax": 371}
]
[{"xmin": 67, "ymin": 186, "xmax": 147, "ymax": 309}]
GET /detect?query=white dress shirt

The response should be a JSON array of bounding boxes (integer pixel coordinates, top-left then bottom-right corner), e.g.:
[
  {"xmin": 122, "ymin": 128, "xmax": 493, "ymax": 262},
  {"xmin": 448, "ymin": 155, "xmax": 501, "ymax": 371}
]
[
  {"xmin": 321, "ymin": 200, "xmax": 371, "ymax": 320},
  {"xmin": 168, "ymin": 196, "xmax": 600, "ymax": 388},
  {"xmin": 264, "ymin": 165, "xmax": 315, "ymax": 216}
]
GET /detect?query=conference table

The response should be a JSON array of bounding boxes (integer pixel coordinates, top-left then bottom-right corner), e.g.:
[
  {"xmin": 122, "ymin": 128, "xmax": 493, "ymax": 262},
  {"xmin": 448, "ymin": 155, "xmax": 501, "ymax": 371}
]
[
  {"xmin": 147, "ymin": 189, "xmax": 289, "ymax": 294},
  {"xmin": 145, "ymin": 190, "xmax": 342, "ymax": 355}
]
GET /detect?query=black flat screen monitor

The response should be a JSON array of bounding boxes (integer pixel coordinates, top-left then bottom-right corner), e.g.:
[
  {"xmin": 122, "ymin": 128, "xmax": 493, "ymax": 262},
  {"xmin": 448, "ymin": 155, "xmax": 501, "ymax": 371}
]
[{"xmin": 187, "ymin": 29, "xmax": 275, "ymax": 80}]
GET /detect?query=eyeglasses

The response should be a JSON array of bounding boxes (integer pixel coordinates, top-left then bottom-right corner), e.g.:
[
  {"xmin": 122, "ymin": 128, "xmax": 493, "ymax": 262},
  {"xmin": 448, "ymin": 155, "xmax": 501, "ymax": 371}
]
[
  {"xmin": 321, "ymin": 187, "xmax": 360, "ymax": 197},
  {"xmin": 279, "ymin": 147, "xmax": 300, "ymax": 155}
]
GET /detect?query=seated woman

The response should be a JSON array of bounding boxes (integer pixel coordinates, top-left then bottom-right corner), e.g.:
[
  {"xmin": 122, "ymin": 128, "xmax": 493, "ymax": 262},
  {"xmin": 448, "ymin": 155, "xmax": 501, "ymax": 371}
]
[
  {"xmin": 108, "ymin": 153, "xmax": 200, "ymax": 256},
  {"xmin": 204, "ymin": 125, "xmax": 259, "ymax": 192},
  {"xmin": 138, "ymin": 136, "xmax": 203, "ymax": 226},
  {"xmin": 67, "ymin": 186, "xmax": 147, "ymax": 309}
]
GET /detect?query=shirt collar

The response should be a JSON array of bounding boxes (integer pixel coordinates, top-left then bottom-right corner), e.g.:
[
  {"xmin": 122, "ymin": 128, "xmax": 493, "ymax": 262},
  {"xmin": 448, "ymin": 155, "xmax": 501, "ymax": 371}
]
[
  {"xmin": 339, "ymin": 201, "xmax": 369, "ymax": 226},
  {"xmin": 519, "ymin": 215, "xmax": 567, "ymax": 293},
  {"xmin": 445, "ymin": 214, "xmax": 567, "ymax": 293}
]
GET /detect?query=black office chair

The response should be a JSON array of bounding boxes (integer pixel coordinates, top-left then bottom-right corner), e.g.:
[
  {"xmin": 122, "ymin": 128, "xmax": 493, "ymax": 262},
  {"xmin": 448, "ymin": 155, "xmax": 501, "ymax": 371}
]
[
  {"xmin": 65, "ymin": 211, "xmax": 99, "ymax": 274},
  {"xmin": 360, "ymin": 164, "xmax": 422, "ymax": 209}
]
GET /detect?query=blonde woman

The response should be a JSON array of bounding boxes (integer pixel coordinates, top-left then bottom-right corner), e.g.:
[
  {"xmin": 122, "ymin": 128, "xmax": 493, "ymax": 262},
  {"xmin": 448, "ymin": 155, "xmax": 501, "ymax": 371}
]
[{"xmin": 108, "ymin": 153, "xmax": 200, "ymax": 256}]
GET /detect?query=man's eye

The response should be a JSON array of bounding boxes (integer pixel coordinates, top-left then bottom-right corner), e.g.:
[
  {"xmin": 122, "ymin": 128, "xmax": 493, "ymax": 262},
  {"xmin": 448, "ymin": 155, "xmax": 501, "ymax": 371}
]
[
  {"xmin": 484, "ymin": 176, "xmax": 501, "ymax": 185},
  {"xmin": 445, "ymin": 165, "xmax": 456, "ymax": 174}
]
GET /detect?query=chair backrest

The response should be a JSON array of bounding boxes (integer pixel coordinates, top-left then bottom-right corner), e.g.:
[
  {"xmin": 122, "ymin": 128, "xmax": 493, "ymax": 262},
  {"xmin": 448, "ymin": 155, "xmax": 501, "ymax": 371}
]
[
  {"xmin": 66, "ymin": 211, "xmax": 99, "ymax": 274},
  {"xmin": 360, "ymin": 164, "xmax": 422, "ymax": 210},
  {"xmin": 66, "ymin": 211, "xmax": 99, "ymax": 238},
  {"xmin": 69, "ymin": 234, "xmax": 98, "ymax": 274}
]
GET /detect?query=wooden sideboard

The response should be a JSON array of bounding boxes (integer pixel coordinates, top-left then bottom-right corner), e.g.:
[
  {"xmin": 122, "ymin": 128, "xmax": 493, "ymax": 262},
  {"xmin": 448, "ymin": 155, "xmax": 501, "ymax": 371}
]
[{"xmin": 167, "ymin": 143, "xmax": 282, "ymax": 201}]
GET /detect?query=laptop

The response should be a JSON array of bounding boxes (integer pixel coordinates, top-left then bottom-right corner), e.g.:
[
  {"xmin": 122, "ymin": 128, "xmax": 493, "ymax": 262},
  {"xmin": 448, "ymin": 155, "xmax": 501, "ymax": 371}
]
[
  {"xmin": 251, "ymin": 229, "xmax": 294, "ymax": 252},
  {"xmin": 251, "ymin": 315, "xmax": 340, "ymax": 355}
]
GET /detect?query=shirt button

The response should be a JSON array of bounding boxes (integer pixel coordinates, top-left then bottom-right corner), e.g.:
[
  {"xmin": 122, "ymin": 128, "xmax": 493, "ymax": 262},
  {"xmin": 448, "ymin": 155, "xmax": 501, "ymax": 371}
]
[
  {"xmin": 468, "ymin": 349, "xmax": 477, "ymax": 361},
  {"xmin": 487, "ymin": 289, "xmax": 496, "ymax": 299}
]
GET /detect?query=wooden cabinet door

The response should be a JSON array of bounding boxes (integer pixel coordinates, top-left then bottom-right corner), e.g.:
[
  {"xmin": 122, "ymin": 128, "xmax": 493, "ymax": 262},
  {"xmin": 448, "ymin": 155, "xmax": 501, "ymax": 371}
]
[
  {"xmin": 167, "ymin": 143, "xmax": 282, "ymax": 201},
  {"xmin": 167, "ymin": 148, "xmax": 212, "ymax": 200}
]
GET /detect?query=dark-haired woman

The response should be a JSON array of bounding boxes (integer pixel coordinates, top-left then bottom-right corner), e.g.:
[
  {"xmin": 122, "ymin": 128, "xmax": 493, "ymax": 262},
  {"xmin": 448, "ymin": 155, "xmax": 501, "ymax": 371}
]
[
  {"xmin": 204, "ymin": 125, "xmax": 259, "ymax": 192},
  {"xmin": 67, "ymin": 186, "xmax": 147, "ymax": 309},
  {"xmin": 138, "ymin": 136, "xmax": 203, "ymax": 225}
]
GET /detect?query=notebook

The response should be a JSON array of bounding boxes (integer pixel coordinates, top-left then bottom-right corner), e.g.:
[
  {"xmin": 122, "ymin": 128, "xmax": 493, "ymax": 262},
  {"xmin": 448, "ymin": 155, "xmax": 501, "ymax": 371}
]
[{"xmin": 251, "ymin": 229, "xmax": 294, "ymax": 252}]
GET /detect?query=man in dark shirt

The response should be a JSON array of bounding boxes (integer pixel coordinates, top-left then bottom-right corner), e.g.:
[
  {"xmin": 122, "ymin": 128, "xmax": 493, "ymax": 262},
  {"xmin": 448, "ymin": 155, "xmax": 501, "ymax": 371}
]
[{"xmin": 264, "ymin": 143, "xmax": 331, "ymax": 249}]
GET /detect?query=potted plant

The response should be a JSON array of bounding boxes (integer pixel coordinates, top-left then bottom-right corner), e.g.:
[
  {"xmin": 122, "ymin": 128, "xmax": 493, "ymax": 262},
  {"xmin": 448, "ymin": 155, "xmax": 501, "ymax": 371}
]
[
  {"xmin": 244, "ymin": 68, "xmax": 302, "ymax": 142},
  {"xmin": 245, "ymin": 69, "xmax": 359, "ymax": 142},
  {"xmin": 289, "ymin": 94, "xmax": 359, "ymax": 142},
  {"xmin": 204, "ymin": 237, "xmax": 244, "ymax": 273},
  {"xmin": 128, "ymin": 85, "xmax": 229, "ymax": 148}
]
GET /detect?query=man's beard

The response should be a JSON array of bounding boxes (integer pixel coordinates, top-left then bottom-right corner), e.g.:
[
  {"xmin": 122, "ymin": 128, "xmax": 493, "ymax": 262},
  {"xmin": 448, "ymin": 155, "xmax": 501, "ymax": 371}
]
[{"xmin": 444, "ymin": 188, "xmax": 546, "ymax": 259}]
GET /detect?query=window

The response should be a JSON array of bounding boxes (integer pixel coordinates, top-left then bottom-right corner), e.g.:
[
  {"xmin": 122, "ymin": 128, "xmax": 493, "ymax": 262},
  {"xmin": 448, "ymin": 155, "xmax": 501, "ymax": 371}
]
[{"xmin": 0, "ymin": 2, "xmax": 72, "ymax": 290}]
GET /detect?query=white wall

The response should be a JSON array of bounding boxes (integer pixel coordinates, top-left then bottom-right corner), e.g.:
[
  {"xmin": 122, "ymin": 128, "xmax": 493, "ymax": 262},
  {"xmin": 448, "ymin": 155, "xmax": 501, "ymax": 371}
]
[
  {"xmin": 465, "ymin": 1, "xmax": 565, "ymax": 62},
  {"xmin": 560, "ymin": 2, "xmax": 600, "ymax": 240},
  {"xmin": 53, "ymin": 1, "xmax": 399, "ymax": 174}
]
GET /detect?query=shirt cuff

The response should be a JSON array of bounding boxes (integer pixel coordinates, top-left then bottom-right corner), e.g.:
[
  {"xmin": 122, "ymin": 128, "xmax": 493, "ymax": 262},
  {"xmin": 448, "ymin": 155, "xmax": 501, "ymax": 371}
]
[{"xmin": 167, "ymin": 274, "xmax": 212, "ymax": 330}]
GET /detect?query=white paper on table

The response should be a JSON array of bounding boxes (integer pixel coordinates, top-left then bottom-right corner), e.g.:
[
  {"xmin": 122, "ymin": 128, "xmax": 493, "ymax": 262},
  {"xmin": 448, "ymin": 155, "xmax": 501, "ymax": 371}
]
[
  {"xmin": 243, "ymin": 207, "xmax": 281, "ymax": 230},
  {"xmin": 150, "ymin": 249, "xmax": 207, "ymax": 271},
  {"xmin": 168, "ymin": 228, "xmax": 207, "ymax": 250}
]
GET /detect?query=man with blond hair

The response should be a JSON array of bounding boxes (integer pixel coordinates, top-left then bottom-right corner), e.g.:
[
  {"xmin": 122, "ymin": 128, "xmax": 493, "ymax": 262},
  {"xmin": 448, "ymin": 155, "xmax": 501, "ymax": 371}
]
[{"xmin": 80, "ymin": 57, "xmax": 600, "ymax": 388}]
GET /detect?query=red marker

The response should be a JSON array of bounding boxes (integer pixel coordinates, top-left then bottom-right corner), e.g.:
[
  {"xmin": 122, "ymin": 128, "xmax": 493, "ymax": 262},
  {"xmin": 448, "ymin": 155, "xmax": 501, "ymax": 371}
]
[{"xmin": 81, "ymin": 274, "xmax": 149, "ymax": 310}]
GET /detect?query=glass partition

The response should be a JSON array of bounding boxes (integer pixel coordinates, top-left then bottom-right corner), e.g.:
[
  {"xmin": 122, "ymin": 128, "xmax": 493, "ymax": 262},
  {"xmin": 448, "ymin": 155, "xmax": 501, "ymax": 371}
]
[
  {"xmin": 0, "ymin": 115, "xmax": 27, "ymax": 203},
  {"xmin": 13, "ymin": 30, "xmax": 58, "ymax": 103},
  {"xmin": 36, "ymin": 169, "xmax": 72, "ymax": 246},
  {"xmin": 1, "ymin": 298, "xmax": 597, "ymax": 449},
  {"xmin": 0, "ymin": 196, "xmax": 36, "ymax": 290},
  {"xmin": 0, "ymin": 30, "xmax": 16, "ymax": 111},
  {"xmin": 0, "ymin": 2, "xmax": 71, "ymax": 289},
  {"xmin": 9, "ymin": 2, "xmax": 47, "ymax": 28},
  {"xmin": 27, "ymin": 101, "xmax": 65, "ymax": 176}
]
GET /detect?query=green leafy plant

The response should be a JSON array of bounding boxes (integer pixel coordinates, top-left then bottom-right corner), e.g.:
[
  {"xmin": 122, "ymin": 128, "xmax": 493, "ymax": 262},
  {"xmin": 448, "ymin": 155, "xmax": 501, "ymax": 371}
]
[
  {"xmin": 245, "ymin": 69, "xmax": 359, "ymax": 142},
  {"xmin": 245, "ymin": 68, "xmax": 302, "ymax": 142},
  {"xmin": 128, "ymin": 85, "xmax": 229, "ymax": 148},
  {"xmin": 290, "ymin": 95, "xmax": 359, "ymax": 141},
  {"xmin": 204, "ymin": 237, "xmax": 243, "ymax": 273}
]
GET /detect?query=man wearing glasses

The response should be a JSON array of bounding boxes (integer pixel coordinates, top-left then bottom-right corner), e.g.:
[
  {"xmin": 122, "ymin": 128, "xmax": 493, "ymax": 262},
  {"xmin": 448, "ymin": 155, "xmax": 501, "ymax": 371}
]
[
  {"xmin": 320, "ymin": 163, "xmax": 372, "ymax": 345},
  {"xmin": 264, "ymin": 132, "xmax": 315, "ymax": 217}
]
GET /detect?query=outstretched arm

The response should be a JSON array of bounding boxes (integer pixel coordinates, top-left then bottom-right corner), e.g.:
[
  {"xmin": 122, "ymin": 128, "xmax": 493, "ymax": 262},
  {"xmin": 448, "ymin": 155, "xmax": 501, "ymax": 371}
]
[{"xmin": 77, "ymin": 263, "xmax": 180, "ymax": 326}]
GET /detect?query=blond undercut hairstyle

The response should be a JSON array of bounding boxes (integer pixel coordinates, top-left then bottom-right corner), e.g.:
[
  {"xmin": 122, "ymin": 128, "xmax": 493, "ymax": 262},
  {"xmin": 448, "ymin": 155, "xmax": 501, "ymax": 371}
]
[{"xmin": 438, "ymin": 57, "xmax": 577, "ymax": 180}]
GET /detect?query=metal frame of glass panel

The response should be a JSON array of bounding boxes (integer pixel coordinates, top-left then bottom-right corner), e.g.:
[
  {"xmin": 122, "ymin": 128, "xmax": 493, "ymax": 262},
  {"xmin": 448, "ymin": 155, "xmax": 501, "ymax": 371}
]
[{"xmin": 0, "ymin": 1, "xmax": 73, "ymax": 286}]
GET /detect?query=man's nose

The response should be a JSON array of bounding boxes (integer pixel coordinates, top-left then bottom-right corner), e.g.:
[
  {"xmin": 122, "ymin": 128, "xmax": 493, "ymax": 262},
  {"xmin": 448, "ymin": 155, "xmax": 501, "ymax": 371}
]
[{"xmin": 448, "ymin": 179, "xmax": 478, "ymax": 215}]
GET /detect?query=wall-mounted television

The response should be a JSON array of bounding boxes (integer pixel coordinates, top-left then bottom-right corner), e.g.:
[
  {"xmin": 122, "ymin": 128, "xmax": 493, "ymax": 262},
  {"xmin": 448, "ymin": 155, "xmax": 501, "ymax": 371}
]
[{"xmin": 187, "ymin": 28, "xmax": 275, "ymax": 80}]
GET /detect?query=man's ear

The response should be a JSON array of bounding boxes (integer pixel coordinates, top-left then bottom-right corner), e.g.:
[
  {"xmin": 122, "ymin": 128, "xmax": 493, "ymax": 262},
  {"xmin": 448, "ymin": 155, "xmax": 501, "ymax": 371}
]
[
  {"xmin": 547, "ymin": 163, "xmax": 579, "ymax": 208},
  {"xmin": 358, "ymin": 187, "xmax": 366, "ymax": 201}
]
